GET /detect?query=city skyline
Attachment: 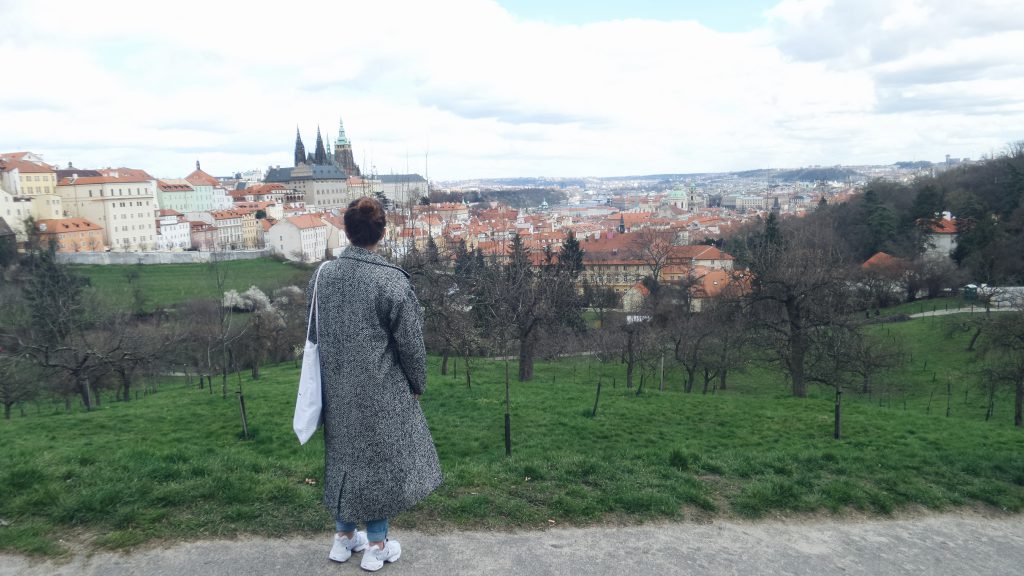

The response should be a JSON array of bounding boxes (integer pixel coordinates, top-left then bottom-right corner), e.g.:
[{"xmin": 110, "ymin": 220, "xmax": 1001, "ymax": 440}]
[{"xmin": 1, "ymin": 0, "xmax": 1021, "ymax": 180}]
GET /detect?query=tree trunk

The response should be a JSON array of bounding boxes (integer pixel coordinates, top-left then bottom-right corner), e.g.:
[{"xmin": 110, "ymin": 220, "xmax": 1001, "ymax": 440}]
[
  {"xmin": 518, "ymin": 337, "xmax": 535, "ymax": 382},
  {"xmin": 504, "ymin": 356, "xmax": 511, "ymax": 456},
  {"xmin": 441, "ymin": 349, "xmax": 449, "ymax": 376},
  {"xmin": 719, "ymin": 368, "xmax": 728, "ymax": 391},
  {"xmin": 862, "ymin": 373, "xmax": 871, "ymax": 394},
  {"xmin": 790, "ymin": 343, "xmax": 808, "ymax": 398},
  {"xmin": 251, "ymin": 358, "xmax": 260, "ymax": 380},
  {"xmin": 967, "ymin": 327, "xmax": 982, "ymax": 352},
  {"xmin": 78, "ymin": 377, "xmax": 92, "ymax": 411},
  {"xmin": 625, "ymin": 331, "xmax": 635, "ymax": 388},
  {"xmin": 591, "ymin": 373, "xmax": 602, "ymax": 417},
  {"xmin": 659, "ymin": 354, "xmax": 665, "ymax": 391},
  {"xmin": 787, "ymin": 300, "xmax": 808, "ymax": 398},
  {"xmin": 3, "ymin": 402, "xmax": 10, "ymax": 420},
  {"xmin": 1016, "ymin": 378, "xmax": 1023, "ymax": 428},
  {"xmin": 464, "ymin": 352, "xmax": 473, "ymax": 389},
  {"xmin": 685, "ymin": 367, "xmax": 696, "ymax": 393},
  {"xmin": 120, "ymin": 369, "xmax": 132, "ymax": 402}
]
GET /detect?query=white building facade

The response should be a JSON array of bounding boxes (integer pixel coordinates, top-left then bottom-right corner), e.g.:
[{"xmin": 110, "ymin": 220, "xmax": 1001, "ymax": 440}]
[
  {"xmin": 154, "ymin": 214, "xmax": 191, "ymax": 251},
  {"xmin": 55, "ymin": 175, "xmax": 159, "ymax": 251},
  {"xmin": 267, "ymin": 214, "xmax": 327, "ymax": 262}
]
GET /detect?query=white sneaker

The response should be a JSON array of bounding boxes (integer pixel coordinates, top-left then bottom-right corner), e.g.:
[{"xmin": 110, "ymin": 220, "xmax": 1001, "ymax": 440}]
[
  {"xmin": 360, "ymin": 539, "xmax": 401, "ymax": 572},
  {"xmin": 329, "ymin": 530, "xmax": 369, "ymax": 562}
]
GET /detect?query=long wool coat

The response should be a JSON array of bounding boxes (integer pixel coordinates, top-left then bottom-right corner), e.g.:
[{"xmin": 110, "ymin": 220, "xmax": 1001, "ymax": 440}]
[{"xmin": 307, "ymin": 245, "xmax": 443, "ymax": 521}]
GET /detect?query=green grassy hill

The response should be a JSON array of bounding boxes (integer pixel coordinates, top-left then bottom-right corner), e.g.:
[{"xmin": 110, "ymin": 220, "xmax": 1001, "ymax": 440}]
[
  {"xmin": 2, "ymin": 313, "xmax": 1022, "ymax": 556},
  {"xmin": 72, "ymin": 259, "xmax": 311, "ymax": 311}
]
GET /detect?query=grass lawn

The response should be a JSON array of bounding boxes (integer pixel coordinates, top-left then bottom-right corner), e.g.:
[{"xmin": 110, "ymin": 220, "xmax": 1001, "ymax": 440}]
[
  {"xmin": 2, "ymin": 313, "xmax": 1023, "ymax": 556},
  {"xmin": 72, "ymin": 259, "xmax": 312, "ymax": 311}
]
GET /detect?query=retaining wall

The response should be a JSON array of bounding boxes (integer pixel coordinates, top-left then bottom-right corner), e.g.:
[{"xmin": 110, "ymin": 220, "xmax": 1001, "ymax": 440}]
[{"xmin": 55, "ymin": 250, "xmax": 274, "ymax": 265}]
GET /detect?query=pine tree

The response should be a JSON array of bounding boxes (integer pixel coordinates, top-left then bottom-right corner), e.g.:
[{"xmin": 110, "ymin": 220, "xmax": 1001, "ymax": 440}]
[{"xmin": 558, "ymin": 231, "xmax": 585, "ymax": 279}]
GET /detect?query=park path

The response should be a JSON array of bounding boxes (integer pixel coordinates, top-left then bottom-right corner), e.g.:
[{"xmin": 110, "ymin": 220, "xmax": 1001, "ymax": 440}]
[
  {"xmin": 909, "ymin": 306, "xmax": 1015, "ymax": 318},
  {"xmin": 3, "ymin": 512, "xmax": 1022, "ymax": 576}
]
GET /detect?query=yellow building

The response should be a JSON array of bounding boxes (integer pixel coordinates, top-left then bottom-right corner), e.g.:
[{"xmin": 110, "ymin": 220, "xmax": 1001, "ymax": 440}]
[
  {"xmin": 234, "ymin": 208, "xmax": 261, "ymax": 249},
  {"xmin": 0, "ymin": 154, "xmax": 57, "ymax": 196}
]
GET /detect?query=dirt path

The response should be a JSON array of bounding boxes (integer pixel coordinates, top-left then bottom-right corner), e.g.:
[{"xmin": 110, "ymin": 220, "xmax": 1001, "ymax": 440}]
[{"xmin": 3, "ymin": 512, "xmax": 1022, "ymax": 575}]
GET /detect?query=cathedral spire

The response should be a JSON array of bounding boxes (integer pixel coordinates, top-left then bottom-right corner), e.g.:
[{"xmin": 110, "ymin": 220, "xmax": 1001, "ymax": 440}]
[
  {"xmin": 294, "ymin": 127, "xmax": 306, "ymax": 167},
  {"xmin": 336, "ymin": 117, "xmax": 349, "ymax": 146},
  {"xmin": 314, "ymin": 126, "xmax": 327, "ymax": 165}
]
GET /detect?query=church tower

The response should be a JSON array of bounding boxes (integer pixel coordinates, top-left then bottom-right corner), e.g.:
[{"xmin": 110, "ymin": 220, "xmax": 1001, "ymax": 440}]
[
  {"xmin": 333, "ymin": 117, "xmax": 361, "ymax": 176},
  {"xmin": 314, "ymin": 127, "xmax": 328, "ymax": 165},
  {"xmin": 294, "ymin": 128, "xmax": 306, "ymax": 167}
]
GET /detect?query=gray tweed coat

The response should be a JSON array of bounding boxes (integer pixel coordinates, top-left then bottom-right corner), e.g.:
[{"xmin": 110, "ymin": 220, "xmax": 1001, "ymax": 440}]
[{"xmin": 307, "ymin": 245, "xmax": 442, "ymax": 521}]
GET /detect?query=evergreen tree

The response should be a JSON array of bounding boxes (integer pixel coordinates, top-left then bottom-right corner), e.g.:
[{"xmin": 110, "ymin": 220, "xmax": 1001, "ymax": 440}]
[
  {"xmin": 558, "ymin": 231, "xmax": 585, "ymax": 279},
  {"xmin": 425, "ymin": 235, "xmax": 440, "ymax": 265}
]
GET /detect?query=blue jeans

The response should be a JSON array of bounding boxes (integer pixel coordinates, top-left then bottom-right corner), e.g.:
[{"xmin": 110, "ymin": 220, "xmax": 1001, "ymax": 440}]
[{"xmin": 337, "ymin": 517, "xmax": 388, "ymax": 542}]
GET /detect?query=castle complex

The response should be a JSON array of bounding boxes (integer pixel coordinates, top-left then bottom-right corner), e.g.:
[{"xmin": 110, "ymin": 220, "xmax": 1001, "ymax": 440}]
[{"xmin": 265, "ymin": 117, "xmax": 366, "ymax": 209}]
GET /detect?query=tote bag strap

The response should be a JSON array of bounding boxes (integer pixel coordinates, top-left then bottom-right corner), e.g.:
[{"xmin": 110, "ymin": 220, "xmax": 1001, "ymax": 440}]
[{"xmin": 306, "ymin": 262, "xmax": 328, "ymax": 342}]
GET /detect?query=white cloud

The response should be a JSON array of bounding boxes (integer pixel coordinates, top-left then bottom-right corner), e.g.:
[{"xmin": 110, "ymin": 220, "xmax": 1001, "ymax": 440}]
[{"xmin": 0, "ymin": 0, "xmax": 1021, "ymax": 179}]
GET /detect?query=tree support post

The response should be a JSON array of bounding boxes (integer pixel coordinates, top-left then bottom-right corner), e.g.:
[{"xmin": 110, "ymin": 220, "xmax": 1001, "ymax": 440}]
[
  {"xmin": 238, "ymin": 392, "xmax": 250, "ymax": 440},
  {"xmin": 834, "ymin": 389, "xmax": 842, "ymax": 440}
]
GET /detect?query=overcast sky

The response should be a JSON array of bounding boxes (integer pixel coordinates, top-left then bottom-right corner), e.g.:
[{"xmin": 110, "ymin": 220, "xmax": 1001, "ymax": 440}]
[{"xmin": 1, "ymin": 0, "xmax": 1022, "ymax": 180}]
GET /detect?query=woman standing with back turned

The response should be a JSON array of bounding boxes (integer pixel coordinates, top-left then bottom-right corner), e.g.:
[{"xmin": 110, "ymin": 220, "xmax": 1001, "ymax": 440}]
[{"xmin": 308, "ymin": 196, "xmax": 442, "ymax": 572}]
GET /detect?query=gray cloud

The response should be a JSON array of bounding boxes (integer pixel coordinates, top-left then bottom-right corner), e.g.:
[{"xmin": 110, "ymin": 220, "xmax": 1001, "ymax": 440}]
[{"xmin": 773, "ymin": 0, "xmax": 1024, "ymax": 68}]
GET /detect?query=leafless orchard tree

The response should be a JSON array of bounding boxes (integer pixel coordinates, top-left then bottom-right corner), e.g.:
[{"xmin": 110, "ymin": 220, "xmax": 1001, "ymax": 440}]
[
  {"xmin": 628, "ymin": 228, "xmax": 677, "ymax": 286},
  {"xmin": 977, "ymin": 307, "xmax": 1024, "ymax": 427},
  {"xmin": 0, "ymin": 354, "xmax": 39, "ymax": 419},
  {"xmin": 744, "ymin": 215, "xmax": 856, "ymax": 397}
]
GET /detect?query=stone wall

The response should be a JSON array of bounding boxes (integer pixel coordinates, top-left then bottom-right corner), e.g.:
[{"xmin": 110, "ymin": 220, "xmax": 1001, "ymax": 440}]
[{"xmin": 55, "ymin": 249, "xmax": 274, "ymax": 265}]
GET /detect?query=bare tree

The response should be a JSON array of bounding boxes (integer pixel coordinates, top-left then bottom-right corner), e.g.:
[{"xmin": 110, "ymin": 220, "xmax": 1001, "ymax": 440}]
[
  {"xmin": 845, "ymin": 330, "xmax": 905, "ymax": 394},
  {"xmin": 589, "ymin": 312, "xmax": 626, "ymax": 415},
  {"xmin": 628, "ymin": 228, "xmax": 677, "ymax": 286},
  {"xmin": 11, "ymin": 247, "xmax": 117, "ymax": 410},
  {"xmin": 0, "ymin": 355, "xmax": 39, "ymax": 419},
  {"xmin": 583, "ymin": 280, "xmax": 621, "ymax": 329},
  {"xmin": 978, "ymin": 309, "xmax": 1024, "ymax": 426},
  {"xmin": 744, "ymin": 215, "xmax": 855, "ymax": 397}
]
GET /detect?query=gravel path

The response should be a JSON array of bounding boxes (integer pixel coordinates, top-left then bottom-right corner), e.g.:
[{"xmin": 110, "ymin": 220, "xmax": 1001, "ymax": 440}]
[{"xmin": 3, "ymin": 512, "xmax": 1022, "ymax": 576}]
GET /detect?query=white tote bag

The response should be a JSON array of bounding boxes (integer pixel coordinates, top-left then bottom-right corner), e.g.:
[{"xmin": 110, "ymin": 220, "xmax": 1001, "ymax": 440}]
[{"xmin": 293, "ymin": 263, "xmax": 327, "ymax": 445}]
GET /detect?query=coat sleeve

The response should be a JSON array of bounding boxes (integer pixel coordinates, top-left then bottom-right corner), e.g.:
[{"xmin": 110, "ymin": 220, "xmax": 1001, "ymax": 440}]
[{"xmin": 388, "ymin": 279, "xmax": 427, "ymax": 395}]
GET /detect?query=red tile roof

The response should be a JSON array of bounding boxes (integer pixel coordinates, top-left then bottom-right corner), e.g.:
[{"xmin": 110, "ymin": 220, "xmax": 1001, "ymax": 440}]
[
  {"xmin": 185, "ymin": 168, "xmax": 220, "ymax": 187},
  {"xmin": 59, "ymin": 175, "xmax": 151, "ymax": 185},
  {"xmin": 98, "ymin": 167, "xmax": 155, "ymax": 180},
  {"xmin": 35, "ymin": 218, "xmax": 102, "ymax": 233},
  {"xmin": 158, "ymin": 179, "xmax": 194, "ymax": 191},
  {"xmin": 929, "ymin": 218, "xmax": 957, "ymax": 234},
  {"xmin": 1, "ymin": 159, "xmax": 55, "ymax": 174},
  {"xmin": 286, "ymin": 214, "xmax": 326, "ymax": 230}
]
